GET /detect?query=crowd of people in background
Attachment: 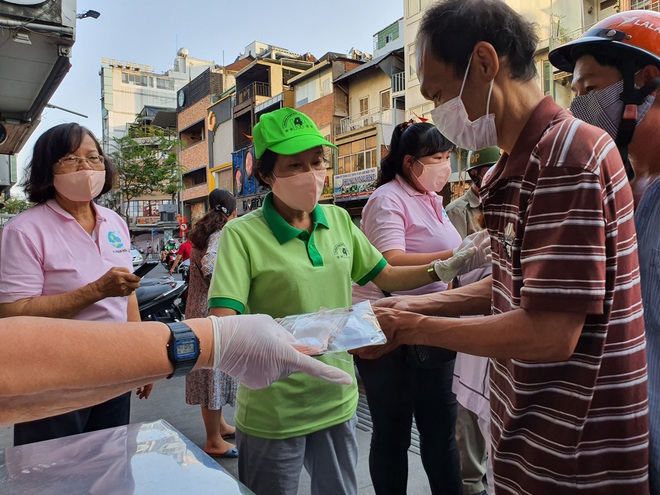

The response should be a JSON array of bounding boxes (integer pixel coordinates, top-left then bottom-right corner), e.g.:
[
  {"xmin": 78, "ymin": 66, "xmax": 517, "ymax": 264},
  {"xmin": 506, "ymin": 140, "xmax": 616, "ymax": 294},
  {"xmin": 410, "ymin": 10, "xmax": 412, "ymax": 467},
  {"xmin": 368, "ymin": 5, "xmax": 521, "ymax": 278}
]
[{"xmin": 0, "ymin": 0, "xmax": 658, "ymax": 494}]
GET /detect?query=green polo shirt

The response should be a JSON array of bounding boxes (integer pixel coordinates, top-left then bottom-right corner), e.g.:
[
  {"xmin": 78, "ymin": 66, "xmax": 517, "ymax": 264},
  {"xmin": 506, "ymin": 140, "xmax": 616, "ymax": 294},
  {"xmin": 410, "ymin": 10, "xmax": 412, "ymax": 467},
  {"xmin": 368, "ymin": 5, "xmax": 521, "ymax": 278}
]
[{"xmin": 208, "ymin": 192, "xmax": 386, "ymax": 439}]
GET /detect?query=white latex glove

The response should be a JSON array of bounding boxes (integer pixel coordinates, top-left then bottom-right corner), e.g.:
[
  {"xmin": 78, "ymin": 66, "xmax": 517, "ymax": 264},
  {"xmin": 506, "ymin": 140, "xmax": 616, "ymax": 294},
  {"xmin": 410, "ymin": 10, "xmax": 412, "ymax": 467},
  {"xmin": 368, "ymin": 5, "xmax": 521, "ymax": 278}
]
[
  {"xmin": 452, "ymin": 230, "xmax": 490, "ymax": 257},
  {"xmin": 210, "ymin": 314, "xmax": 353, "ymax": 390},
  {"xmin": 434, "ymin": 230, "xmax": 492, "ymax": 283}
]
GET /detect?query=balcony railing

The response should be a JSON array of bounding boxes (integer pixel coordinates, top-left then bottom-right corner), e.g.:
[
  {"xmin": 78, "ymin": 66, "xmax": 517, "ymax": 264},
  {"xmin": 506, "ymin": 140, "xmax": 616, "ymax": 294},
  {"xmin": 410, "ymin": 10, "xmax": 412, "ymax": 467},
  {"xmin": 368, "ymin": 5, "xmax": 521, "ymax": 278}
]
[
  {"xmin": 339, "ymin": 107, "xmax": 393, "ymax": 135},
  {"xmin": 392, "ymin": 72, "xmax": 405, "ymax": 94},
  {"xmin": 631, "ymin": 0, "xmax": 660, "ymax": 11},
  {"xmin": 236, "ymin": 82, "xmax": 271, "ymax": 106},
  {"xmin": 549, "ymin": 21, "xmax": 597, "ymax": 50}
]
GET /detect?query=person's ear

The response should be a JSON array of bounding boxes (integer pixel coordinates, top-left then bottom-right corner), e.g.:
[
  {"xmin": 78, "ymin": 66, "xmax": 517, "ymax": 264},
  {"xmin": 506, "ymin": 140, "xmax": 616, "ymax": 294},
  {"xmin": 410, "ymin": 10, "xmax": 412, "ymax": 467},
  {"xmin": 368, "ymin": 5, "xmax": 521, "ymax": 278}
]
[
  {"xmin": 473, "ymin": 41, "xmax": 499, "ymax": 83},
  {"xmin": 259, "ymin": 171, "xmax": 273, "ymax": 188},
  {"xmin": 639, "ymin": 64, "xmax": 660, "ymax": 95},
  {"xmin": 403, "ymin": 154, "xmax": 416, "ymax": 171}
]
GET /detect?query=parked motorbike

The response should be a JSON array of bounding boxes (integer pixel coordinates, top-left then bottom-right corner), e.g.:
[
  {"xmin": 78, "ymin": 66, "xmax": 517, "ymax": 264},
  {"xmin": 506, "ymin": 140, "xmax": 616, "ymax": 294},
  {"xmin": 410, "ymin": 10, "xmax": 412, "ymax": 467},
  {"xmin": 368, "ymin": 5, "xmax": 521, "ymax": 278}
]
[{"xmin": 136, "ymin": 276, "xmax": 187, "ymax": 322}]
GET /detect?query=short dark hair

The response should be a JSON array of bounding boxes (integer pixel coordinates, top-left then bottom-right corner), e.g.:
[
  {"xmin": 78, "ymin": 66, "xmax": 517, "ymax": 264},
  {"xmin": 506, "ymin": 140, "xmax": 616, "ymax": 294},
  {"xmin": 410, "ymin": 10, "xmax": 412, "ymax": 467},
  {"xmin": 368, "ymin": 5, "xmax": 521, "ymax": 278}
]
[
  {"xmin": 418, "ymin": 0, "xmax": 538, "ymax": 81},
  {"xmin": 378, "ymin": 122, "xmax": 454, "ymax": 187},
  {"xmin": 22, "ymin": 123, "xmax": 115, "ymax": 203},
  {"xmin": 254, "ymin": 148, "xmax": 276, "ymax": 188}
]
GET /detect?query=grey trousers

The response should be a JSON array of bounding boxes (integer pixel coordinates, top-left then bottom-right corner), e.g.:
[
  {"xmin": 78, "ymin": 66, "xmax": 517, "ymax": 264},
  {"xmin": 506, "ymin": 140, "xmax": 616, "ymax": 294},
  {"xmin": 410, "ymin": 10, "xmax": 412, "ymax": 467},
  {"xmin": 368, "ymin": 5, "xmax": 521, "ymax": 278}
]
[
  {"xmin": 236, "ymin": 414, "xmax": 358, "ymax": 495},
  {"xmin": 455, "ymin": 403, "xmax": 489, "ymax": 495}
]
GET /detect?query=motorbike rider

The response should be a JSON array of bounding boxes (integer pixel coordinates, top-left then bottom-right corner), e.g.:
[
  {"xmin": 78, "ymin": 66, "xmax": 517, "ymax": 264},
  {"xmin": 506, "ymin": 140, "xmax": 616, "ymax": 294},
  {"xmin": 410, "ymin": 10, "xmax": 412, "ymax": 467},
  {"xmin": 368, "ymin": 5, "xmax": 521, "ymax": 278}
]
[
  {"xmin": 549, "ymin": 10, "xmax": 660, "ymax": 491},
  {"xmin": 161, "ymin": 238, "xmax": 178, "ymax": 267},
  {"xmin": 169, "ymin": 238, "xmax": 192, "ymax": 276}
]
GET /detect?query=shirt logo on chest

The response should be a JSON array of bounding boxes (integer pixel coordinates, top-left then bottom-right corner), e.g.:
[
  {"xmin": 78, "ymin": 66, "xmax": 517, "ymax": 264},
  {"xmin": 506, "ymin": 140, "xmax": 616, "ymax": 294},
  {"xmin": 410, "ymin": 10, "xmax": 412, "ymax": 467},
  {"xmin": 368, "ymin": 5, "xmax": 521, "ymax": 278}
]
[
  {"xmin": 333, "ymin": 242, "xmax": 350, "ymax": 260},
  {"xmin": 108, "ymin": 231, "xmax": 124, "ymax": 249},
  {"xmin": 499, "ymin": 222, "xmax": 516, "ymax": 260}
]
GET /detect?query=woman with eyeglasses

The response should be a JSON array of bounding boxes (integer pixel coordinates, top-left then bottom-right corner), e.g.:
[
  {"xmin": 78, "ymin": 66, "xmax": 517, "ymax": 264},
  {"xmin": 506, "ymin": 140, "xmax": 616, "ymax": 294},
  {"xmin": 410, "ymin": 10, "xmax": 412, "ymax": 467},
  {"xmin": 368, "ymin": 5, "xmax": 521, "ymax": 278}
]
[
  {"xmin": 0, "ymin": 123, "xmax": 149, "ymax": 446},
  {"xmin": 207, "ymin": 109, "xmax": 454, "ymax": 495}
]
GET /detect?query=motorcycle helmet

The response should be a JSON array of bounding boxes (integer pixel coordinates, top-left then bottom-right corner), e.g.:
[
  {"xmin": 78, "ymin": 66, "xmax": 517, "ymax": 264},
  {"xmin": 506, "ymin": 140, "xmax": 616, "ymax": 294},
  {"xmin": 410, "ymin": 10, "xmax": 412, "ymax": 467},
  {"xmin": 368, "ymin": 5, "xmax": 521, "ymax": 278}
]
[{"xmin": 549, "ymin": 10, "xmax": 660, "ymax": 73}]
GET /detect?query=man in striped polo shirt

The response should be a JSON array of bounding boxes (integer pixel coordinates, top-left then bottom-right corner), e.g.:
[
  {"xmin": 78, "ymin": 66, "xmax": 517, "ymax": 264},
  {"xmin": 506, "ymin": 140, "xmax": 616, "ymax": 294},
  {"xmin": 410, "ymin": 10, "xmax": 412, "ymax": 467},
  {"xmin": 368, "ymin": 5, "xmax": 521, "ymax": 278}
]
[{"xmin": 360, "ymin": 1, "xmax": 650, "ymax": 493}]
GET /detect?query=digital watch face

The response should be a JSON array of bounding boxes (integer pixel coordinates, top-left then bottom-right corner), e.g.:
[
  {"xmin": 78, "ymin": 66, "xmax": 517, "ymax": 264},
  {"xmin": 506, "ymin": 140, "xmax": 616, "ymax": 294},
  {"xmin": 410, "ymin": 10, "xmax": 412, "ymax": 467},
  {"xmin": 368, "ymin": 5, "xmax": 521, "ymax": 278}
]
[{"xmin": 175, "ymin": 339, "xmax": 198, "ymax": 359}]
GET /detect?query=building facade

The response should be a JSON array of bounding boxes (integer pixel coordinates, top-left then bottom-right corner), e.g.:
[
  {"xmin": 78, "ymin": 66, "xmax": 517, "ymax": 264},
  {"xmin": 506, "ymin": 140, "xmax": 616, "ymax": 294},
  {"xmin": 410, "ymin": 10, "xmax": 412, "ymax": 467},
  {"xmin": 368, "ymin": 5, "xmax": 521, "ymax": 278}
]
[
  {"xmin": 177, "ymin": 68, "xmax": 227, "ymax": 223},
  {"xmin": 290, "ymin": 52, "xmax": 367, "ymax": 203},
  {"xmin": 100, "ymin": 49, "xmax": 216, "ymax": 154},
  {"xmin": 331, "ymin": 48, "xmax": 405, "ymax": 215},
  {"xmin": 119, "ymin": 107, "xmax": 178, "ymax": 231},
  {"xmin": 231, "ymin": 44, "xmax": 315, "ymax": 215}
]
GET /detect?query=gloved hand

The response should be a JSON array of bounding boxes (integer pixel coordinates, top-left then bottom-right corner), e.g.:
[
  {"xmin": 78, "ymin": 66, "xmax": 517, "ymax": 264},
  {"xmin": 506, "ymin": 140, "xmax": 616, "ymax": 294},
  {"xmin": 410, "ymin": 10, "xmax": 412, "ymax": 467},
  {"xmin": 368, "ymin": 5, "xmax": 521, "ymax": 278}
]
[
  {"xmin": 210, "ymin": 314, "xmax": 353, "ymax": 390},
  {"xmin": 434, "ymin": 230, "xmax": 492, "ymax": 282}
]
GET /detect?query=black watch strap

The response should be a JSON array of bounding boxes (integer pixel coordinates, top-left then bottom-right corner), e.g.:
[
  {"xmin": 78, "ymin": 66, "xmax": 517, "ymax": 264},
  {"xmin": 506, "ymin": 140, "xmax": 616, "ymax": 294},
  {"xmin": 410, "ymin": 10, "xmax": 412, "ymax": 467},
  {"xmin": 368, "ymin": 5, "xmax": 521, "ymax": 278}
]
[{"xmin": 165, "ymin": 322, "xmax": 200, "ymax": 379}]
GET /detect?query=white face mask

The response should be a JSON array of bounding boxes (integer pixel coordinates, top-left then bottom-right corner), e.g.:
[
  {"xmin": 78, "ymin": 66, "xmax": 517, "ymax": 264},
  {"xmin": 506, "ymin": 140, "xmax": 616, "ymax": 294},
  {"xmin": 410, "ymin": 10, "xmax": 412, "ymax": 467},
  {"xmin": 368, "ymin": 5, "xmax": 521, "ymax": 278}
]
[
  {"xmin": 413, "ymin": 159, "xmax": 451, "ymax": 192},
  {"xmin": 430, "ymin": 55, "xmax": 498, "ymax": 151},
  {"xmin": 271, "ymin": 169, "xmax": 326, "ymax": 213}
]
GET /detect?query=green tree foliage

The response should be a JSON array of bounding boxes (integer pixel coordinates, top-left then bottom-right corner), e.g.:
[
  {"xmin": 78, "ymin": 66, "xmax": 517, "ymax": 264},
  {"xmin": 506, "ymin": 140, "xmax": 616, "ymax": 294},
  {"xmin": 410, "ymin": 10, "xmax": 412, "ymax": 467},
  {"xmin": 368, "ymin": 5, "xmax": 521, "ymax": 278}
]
[
  {"xmin": 0, "ymin": 197, "xmax": 33, "ymax": 214},
  {"xmin": 110, "ymin": 135, "xmax": 183, "ymax": 222}
]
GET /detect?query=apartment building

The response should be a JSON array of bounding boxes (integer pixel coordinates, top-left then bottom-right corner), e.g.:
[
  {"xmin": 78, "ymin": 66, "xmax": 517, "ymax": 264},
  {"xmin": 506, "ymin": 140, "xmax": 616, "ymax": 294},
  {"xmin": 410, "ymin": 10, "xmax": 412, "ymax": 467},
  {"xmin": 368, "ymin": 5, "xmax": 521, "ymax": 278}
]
[
  {"xmin": 331, "ymin": 48, "xmax": 405, "ymax": 214},
  {"xmin": 100, "ymin": 49, "xmax": 216, "ymax": 154},
  {"xmin": 289, "ymin": 52, "xmax": 367, "ymax": 202}
]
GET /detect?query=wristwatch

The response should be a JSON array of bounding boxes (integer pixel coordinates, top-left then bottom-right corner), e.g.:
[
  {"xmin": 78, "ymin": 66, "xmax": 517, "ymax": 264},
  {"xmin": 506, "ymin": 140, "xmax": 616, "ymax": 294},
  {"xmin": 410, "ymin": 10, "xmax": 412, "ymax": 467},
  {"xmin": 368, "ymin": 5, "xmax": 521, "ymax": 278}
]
[
  {"xmin": 428, "ymin": 261, "xmax": 441, "ymax": 282},
  {"xmin": 165, "ymin": 322, "xmax": 200, "ymax": 379}
]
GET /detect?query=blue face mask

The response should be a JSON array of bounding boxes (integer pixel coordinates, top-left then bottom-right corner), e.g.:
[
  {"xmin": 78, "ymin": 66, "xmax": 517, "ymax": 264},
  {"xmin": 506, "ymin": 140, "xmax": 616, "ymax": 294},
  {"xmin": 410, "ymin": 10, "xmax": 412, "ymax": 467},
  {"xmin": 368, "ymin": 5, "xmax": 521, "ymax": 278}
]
[{"xmin": 569, "ymin": 79, "xmax": 655, "ymax": 141}]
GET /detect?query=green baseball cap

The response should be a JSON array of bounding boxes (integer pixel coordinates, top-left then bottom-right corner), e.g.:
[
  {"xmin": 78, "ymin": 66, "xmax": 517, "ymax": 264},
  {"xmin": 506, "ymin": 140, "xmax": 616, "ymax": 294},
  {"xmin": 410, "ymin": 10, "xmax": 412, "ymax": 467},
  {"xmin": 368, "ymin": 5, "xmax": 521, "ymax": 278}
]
[{"xmin": 252, "ymin": 108, "xmax": 337, "ymax": 159}]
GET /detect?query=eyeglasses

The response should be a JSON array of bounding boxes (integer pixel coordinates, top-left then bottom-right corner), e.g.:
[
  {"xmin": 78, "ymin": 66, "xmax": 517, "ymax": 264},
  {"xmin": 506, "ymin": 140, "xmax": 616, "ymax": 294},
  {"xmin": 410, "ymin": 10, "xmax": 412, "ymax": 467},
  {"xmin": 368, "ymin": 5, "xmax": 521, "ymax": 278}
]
[{"xmin": 57, "ymin": 155, "xmax": 105, "ymax": 170}]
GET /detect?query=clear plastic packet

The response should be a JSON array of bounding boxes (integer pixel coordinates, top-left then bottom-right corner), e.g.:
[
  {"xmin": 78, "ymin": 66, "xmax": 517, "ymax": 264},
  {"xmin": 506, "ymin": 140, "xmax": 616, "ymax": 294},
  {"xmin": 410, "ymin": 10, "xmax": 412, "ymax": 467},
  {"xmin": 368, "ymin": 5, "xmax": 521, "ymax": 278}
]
[{"xmin": 276, "ymin": 301, "xmax": 387, "ymax": 355}]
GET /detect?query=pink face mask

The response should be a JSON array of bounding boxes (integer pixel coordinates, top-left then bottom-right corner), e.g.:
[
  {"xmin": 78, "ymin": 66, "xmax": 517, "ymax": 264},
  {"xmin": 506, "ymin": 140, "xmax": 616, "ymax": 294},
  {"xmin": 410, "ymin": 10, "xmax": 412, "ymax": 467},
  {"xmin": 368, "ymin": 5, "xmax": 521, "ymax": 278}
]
[
  {"xmin": 53, "ymin": 170, "xmax": 106, "ymax": 202},
  {"xmin": 413, "ymin": 160, "xmax": 451, "ymax": 192},
  {"xmin": 271, "ymin": 169, "xmax": 326, "ymax": 213}
]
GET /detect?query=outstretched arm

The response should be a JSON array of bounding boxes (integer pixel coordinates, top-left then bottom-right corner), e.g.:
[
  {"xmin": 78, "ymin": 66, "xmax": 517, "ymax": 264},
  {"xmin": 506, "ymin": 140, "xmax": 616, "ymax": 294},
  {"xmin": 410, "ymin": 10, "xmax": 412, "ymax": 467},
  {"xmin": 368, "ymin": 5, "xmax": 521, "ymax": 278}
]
[
  {"xmin": 0, "ymin": 315, "xmax": 351, "ymax": 426},
  {"xmin": 374, "ymin": 275, "xmax": 493, "ymax": 316}
]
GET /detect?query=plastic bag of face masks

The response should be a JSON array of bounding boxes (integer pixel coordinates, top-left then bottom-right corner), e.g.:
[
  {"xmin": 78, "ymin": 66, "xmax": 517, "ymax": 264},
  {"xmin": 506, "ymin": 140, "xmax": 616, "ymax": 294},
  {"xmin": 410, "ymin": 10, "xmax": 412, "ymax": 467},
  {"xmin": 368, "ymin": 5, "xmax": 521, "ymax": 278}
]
[{"xmin": 276, "ymin": 301, "xmax": 387, "ymax": 356}]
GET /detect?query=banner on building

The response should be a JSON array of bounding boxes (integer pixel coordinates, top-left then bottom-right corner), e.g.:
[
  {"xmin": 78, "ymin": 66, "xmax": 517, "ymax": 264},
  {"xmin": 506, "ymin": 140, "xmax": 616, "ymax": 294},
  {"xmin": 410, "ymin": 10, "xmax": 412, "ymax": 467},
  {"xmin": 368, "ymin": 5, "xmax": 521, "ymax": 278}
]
[
  {"xmin": 232, "ymin": 146, "xmax": 268, "ymax": 199},
  {"xmin": 333, "ymin": 168, "xmax": 377, "ymax": 202}
]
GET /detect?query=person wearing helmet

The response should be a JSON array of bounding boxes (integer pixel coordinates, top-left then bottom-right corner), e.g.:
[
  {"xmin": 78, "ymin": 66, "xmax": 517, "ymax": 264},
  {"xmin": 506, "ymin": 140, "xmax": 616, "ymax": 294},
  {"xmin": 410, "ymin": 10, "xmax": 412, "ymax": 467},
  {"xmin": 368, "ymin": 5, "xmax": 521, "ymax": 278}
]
[
  {"xmin": 550, "ymin": 11, "xmax": 660, "ymax": 490},
  {"xmin": 445, "ymin": 147, "xmax": 499, "ymax": 495},
  {"xmin": 446, "ymin": 147, "xmax": 499, "ymax": 239}
]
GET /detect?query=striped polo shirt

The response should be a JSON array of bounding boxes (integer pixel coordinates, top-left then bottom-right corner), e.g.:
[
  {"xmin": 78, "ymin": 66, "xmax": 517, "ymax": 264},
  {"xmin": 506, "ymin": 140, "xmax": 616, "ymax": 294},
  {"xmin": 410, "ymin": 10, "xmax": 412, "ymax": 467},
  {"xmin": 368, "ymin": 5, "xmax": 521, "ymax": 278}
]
[{"xmin": 482, "ymin": 97, "xmax": 649, "ymax": 494}]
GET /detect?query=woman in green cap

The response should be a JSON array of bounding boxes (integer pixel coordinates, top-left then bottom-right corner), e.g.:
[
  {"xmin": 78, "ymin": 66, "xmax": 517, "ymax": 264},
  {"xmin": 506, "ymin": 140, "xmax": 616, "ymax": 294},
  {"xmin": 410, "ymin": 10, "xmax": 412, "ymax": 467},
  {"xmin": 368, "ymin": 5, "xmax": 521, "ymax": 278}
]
[{"xmin": 207, "ymin": 108, "xmax": 475, "ymax": 495}]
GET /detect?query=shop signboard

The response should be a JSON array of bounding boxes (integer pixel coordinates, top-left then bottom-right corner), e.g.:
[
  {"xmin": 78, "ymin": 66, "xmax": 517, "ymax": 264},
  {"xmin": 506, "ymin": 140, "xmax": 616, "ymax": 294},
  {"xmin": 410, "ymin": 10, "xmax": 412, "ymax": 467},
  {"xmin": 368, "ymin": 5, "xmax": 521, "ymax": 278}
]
[{"xmin": 333, "ymin": 168, "xmax": 377, "ymax": 202}]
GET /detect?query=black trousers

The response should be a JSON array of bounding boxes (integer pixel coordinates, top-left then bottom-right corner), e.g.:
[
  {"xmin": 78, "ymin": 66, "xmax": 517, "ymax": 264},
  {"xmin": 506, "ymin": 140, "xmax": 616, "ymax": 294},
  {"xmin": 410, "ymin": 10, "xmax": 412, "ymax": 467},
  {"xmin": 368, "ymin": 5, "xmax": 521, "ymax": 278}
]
[
  {"xmin": 14, "ymin": 392, "xmax": 131, "ymax": 446},
  {"xmin": 356, "ymin": 348, "xmax": 462, "ymax": 495}
]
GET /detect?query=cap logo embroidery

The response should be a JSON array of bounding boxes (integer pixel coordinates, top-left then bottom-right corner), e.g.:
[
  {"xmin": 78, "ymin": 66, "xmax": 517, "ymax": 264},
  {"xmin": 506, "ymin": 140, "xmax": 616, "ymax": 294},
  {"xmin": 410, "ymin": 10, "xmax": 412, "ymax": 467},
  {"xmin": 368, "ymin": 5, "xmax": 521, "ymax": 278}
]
[{"xmin": 282, "ymin": 112, "xmax": 315, "ymax": 134}]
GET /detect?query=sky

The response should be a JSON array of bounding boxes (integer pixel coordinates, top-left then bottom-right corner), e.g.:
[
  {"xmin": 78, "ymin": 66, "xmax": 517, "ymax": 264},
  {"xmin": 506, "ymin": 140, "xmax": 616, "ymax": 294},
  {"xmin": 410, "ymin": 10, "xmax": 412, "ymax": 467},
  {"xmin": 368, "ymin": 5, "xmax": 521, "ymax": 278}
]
[{"xmin": 14, "ymin": 0, "xmax": 403, "ymax": 191}]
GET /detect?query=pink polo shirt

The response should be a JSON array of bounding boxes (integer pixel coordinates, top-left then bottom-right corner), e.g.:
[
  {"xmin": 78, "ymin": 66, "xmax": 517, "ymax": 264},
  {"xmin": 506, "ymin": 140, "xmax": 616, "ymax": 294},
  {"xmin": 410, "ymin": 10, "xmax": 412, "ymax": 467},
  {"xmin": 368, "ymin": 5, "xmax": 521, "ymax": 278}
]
[
  {"xmin": 0, "ymin": 199, "xmax": 132, "ymax": 322},
  {"xmin": 352, "ymin": 174, "xmax": 462, "ymax": 302}
]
